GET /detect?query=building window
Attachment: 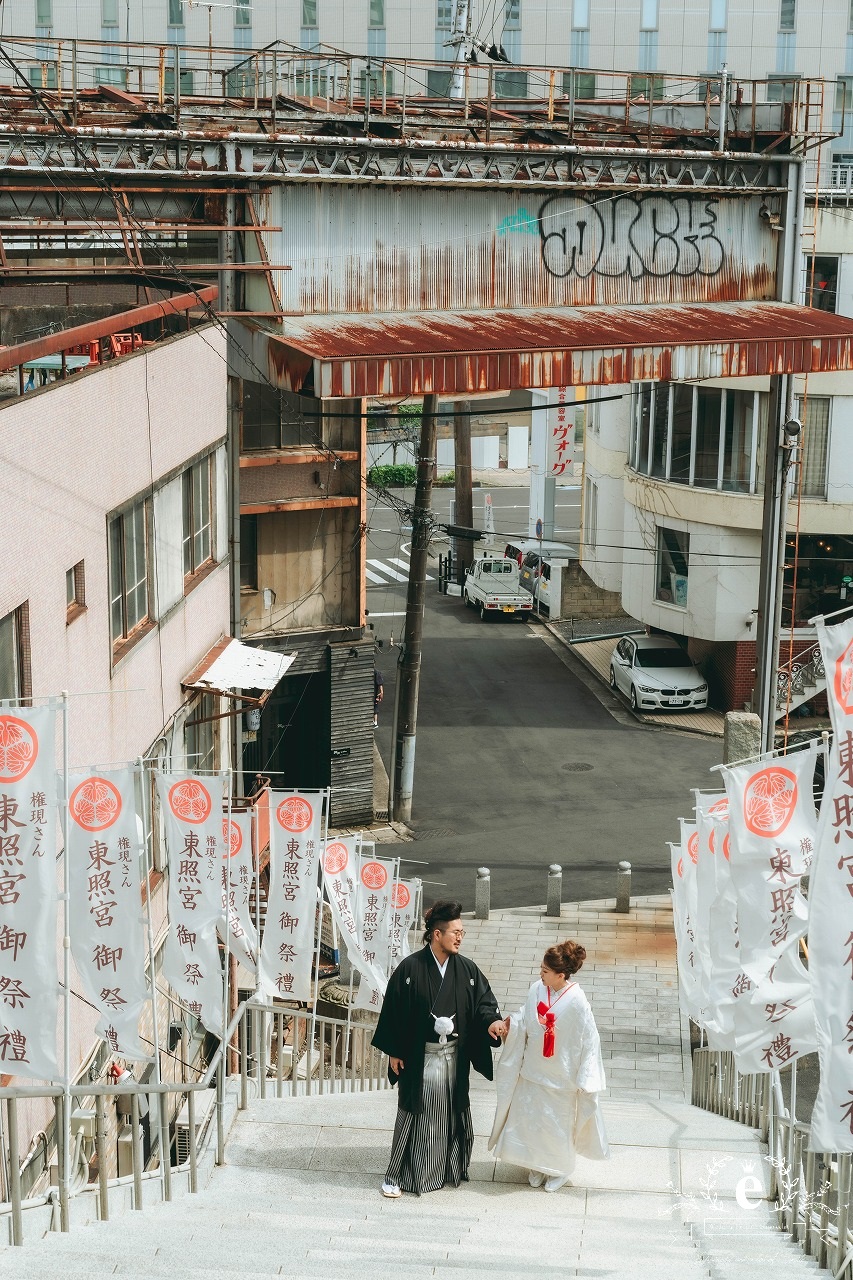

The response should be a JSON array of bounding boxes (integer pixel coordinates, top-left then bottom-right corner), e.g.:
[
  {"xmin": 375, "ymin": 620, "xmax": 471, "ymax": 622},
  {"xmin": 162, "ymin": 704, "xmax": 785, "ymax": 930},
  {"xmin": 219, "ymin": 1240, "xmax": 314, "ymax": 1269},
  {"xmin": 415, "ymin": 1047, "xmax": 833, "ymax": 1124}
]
[
  {"xmin": 436, "ymin": 0, "xmax": 452, "ymax": 27},
  {"xmin": 66, "ymin": 560, "xmax": 86, "ymax": 622},
  {"xmin": 182, "ymin": 456, "xmax": 213, "ymax": 579},
  {"xmin": 572, "ymin": 0, "xmax": 589, "ymax": 27},
  {"xmin": 656, "ymin": 528, "xmax": 690, "ymax": 607},
  {"xmin": 168, "ymin": 0, "xmax": 184, "ymax": 26},
  {"xmin": 240, "ymin": 515, "xmax": 259, "ymax": 590},
  {"xmin": 632, "ymin": 381, "xmax": 762, "ymax": 494},
  {"xmin": 767, "ymin": 73, "xmax": 800, "ymax": 102},
  {"xmin": 35, "ymin": 0, "xmax": 51, "ymax": 24},
  {"xmin": 782, "ymin": 533, "xmax": 853, "ymax": 628},
  {"xmin": 109, "ymin": 500, "xmax": 150, "ymax": 645},
  {"xmin": 806, "ymin": 255, "xmax": 839, "ymax": 312},
  {"xmin": 709, "ymin": 0, "xmax": 727, "ymax": 30},
  {"xmin": 505, "ymin": 0, "xmax": 521, "ymax": 27},
  {"xmin": 164, "ymin": 67, "xmax": 194, "ymax": 95},
  {"xmin": 564, "ymin": 69, "xmax": 596, "ymax": 98},
  {"xmin": 0, "ymin": 605, "xmax": 31, "ymax": 703},
  {"xmin": 302, "ymin": 0, "xmax": 317, "ymax": 24},
  {"xmin": 835, "ymin": 77, "xmax": 853, "ymax": 116},
  {"xmin": 370, "ymin": 0, "xmax": 384, "ymax": 25},
  {"xmin": 584, "ymin": 477, "xmax": 598, "ymax": 549},
  {"xmin": 28, "ymin": 63, "xmax": 57, "ymax": 88},
  {"xmin": 797, "ymin": 398, "xmax": 830, "ymax": 499},
  {"xmin": 640, "ymin": 0, "xmax": 658, "ymax": 29},
  {"xmin": 184, "ymin": 693, "xmax": 216, "ymax": 774},
  {"xmin": 102, "ymin": 0, "xmax": 118, "ymax": 24},
  {"xmin": 850, "ymin": 0, "xmax": 853, "ymax": 31},
  {"xmin": 630, "ymin": 72, "xmax": 664, "ymax": 99},
  {"xmin": 234, "ymin": 0, "xmax": 251, "ymax": 25},
  {"xmin": 779, "ymin": 0, "xmax": 796, "ymax": 30}
]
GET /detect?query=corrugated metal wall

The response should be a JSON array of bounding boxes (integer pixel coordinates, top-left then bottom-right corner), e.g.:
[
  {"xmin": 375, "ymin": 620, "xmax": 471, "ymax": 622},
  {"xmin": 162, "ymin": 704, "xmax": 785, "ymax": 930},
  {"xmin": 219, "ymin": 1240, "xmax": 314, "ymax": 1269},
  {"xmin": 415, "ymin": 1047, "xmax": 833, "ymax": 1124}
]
[
  {"xmin": 270, "ymin": 187, "xmax": 777, "ymax": 316},
  {"xmin": 329, "ymin": 637, "xmax": 375, "ymax": 827}
]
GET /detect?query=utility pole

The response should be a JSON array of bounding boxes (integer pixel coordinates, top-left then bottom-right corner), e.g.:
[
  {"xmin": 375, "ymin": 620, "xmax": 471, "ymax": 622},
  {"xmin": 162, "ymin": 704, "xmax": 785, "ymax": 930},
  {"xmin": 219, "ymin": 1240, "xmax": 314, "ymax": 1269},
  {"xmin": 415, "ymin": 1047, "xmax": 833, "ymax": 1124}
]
[
  {"xmin": 453, "ymin": 400, "xmax": 474, "ymax": 583},
  {"xmin": 448, "ymin": 0, "xmax": 471, "ymax": 100},
  {"xmin": 393, "ymin": 393, "xmax": 439, "ymax": 824}
]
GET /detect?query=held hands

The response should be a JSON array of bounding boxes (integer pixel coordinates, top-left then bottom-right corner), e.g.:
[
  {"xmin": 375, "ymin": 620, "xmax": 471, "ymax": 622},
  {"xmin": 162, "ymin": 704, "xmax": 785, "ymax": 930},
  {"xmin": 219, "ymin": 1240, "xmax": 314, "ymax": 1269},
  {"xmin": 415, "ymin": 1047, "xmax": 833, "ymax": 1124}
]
[
  {"xmin": 488, "ymin": 1019, "xmax": 509, "ymax": 1041},
  {"xmin": 390, "ymin": 1057, "xmax": 405, "ymax": 1074}
]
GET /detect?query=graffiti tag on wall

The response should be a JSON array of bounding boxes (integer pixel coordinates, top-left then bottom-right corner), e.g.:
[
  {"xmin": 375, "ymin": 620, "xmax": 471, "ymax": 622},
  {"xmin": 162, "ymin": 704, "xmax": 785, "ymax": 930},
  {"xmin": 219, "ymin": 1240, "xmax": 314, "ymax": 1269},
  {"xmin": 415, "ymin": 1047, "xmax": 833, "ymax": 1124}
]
[{"xmin": 538, "ymin": 193, "xmax": 726, "ymax": 280}]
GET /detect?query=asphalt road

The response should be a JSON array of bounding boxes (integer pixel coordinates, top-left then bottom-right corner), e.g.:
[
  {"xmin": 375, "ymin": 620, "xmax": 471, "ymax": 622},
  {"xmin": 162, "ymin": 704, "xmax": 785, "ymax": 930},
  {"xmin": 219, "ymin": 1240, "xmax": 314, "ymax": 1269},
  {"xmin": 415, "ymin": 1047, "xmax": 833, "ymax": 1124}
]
[{"xmin": 367, "ymin": 496, "xmax": 722, "ymax": 914}]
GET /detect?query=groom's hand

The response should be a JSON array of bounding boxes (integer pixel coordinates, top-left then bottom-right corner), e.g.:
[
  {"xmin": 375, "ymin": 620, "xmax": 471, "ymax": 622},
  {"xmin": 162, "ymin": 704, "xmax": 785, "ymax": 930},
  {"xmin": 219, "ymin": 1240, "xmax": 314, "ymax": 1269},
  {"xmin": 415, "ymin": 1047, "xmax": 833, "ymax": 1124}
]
[
  {"xmin": 488, "ymin": 1020, "xmax": 507, "ymax": 1041},
  {"xmin": 390, "ymin": 1056, "xmax": 405, "ymax": 1073}
]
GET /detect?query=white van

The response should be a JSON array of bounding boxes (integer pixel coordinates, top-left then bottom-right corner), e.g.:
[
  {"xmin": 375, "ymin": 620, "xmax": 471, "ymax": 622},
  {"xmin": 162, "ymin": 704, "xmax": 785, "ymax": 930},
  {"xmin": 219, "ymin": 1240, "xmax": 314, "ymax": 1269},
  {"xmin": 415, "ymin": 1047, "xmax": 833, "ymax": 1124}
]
[{"xmin": 503, "ymin": 540, "xmax": 577, "ymax": 613}]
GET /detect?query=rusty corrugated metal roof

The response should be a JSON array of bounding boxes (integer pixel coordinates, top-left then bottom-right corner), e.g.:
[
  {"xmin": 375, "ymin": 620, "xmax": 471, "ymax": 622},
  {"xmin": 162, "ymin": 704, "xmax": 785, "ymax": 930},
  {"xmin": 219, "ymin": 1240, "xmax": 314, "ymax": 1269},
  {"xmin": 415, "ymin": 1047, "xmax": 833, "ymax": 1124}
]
[{"xmin": 266, "ymin": 302, "xmax": 853, "ymax": 398}]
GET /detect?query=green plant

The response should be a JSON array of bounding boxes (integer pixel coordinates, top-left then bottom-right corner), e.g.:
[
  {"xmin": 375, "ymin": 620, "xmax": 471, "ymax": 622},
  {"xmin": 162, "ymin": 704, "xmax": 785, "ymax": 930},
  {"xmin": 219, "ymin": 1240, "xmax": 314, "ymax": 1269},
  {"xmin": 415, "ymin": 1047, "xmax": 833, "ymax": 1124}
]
[
  {"xmin": 368, "ymin": 464, "xmax": 417, "ymax": 487},
  {"xmin": 434, "ymin": 471, "xmax": 456, "ymax": 487}
]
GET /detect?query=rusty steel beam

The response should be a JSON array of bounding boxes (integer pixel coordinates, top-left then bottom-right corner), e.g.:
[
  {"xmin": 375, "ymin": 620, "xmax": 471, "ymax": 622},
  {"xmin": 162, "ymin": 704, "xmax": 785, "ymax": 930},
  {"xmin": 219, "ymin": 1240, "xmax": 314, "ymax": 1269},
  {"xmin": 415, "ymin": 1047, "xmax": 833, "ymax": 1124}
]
[
  {"xmin": 0, "ymin": 284, "xmax": 218, "ymax": 373},
  {"xmin": 0, "ymin": 263, "xmax": 290, "ymax": 273}
]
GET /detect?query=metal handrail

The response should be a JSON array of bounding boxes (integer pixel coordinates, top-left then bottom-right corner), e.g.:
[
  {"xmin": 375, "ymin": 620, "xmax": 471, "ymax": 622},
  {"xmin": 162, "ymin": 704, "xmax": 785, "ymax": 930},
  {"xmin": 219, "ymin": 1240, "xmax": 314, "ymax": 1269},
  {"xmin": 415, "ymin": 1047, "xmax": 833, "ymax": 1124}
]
[
  {"xmin": 691, "ymin": 1047, "xmax": 852, "ymax": 1277},
  {"xmin": 1, "ymin": 999, "xmax": 387, "ymax": 1248}
]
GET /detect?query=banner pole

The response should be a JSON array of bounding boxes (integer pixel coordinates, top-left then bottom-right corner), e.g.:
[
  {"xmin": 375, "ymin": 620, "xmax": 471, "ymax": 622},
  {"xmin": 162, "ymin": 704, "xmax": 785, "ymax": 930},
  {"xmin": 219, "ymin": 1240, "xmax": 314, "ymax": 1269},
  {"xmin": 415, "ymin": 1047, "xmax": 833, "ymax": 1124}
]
[
  {"xmin": 138, "ymin": 755, "xmax": 168, "ymax": 1202},
  {"xmin": 59, "ymin": 691, "xmax": 71, "ymax": 1233},
  {"xmin": 307, "ymin": 790, "xmax": 329, "ymax": 1089},
  {"xmin": 217, "ymin": 771, "xmax": 232, "ymax": 1167}
]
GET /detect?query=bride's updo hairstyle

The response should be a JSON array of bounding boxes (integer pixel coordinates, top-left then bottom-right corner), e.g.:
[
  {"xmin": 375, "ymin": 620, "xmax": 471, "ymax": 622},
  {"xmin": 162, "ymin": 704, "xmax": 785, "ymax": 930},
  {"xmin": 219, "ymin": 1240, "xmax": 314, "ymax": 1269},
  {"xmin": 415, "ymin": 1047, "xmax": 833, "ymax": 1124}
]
[{"xmin": 543, "ymin": 940, "xmax": 586, "ymax": 977}]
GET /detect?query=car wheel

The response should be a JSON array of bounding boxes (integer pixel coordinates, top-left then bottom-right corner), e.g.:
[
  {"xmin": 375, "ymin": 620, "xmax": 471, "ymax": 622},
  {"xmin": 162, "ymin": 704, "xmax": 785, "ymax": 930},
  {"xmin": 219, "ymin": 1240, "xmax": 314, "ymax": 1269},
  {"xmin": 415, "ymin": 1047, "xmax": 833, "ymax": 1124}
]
[
  {"xmin": 609, "ymin": 666, "xmax": 617, "ymax": 690},
  {"xmin": 463, "ymin": 591, "xmax": 469, "ymax": 608},
  {"xmin": 630, "ymin": 686, "xmax": 639, "ymax": 712},
  {"xmin": 479, "ymin": 604, "xmax": 487, "ymax": 621}
]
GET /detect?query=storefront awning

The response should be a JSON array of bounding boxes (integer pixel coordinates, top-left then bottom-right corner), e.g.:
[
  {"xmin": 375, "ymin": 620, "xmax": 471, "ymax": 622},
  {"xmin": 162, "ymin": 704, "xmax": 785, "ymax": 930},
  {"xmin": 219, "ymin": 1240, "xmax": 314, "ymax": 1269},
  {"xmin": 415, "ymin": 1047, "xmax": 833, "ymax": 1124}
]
[
  {"xmin": 182, "ymin": 638, "xmax": 295, "ymax": 705},
  {"xmin": 267, "ymin": 301, "xmax": 853, "ymax": 399}
]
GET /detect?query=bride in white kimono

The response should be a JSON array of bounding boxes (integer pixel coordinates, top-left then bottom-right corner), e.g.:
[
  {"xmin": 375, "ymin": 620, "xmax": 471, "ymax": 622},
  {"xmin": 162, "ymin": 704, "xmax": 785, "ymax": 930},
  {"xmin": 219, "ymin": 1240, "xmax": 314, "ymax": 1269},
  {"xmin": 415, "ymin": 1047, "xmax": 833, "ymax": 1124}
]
[{"xmin": 488, "ymin": 940, "xmax": 609, "ymax": 1192}]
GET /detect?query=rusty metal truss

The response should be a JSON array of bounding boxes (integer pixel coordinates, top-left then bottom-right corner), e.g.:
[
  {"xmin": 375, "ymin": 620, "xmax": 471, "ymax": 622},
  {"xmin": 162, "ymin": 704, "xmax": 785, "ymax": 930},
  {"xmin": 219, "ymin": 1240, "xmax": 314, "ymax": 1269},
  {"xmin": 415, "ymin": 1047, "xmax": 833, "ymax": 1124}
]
[{"xmin": 0, "ymin": 127, "xmax": 787, "ymax": 193}]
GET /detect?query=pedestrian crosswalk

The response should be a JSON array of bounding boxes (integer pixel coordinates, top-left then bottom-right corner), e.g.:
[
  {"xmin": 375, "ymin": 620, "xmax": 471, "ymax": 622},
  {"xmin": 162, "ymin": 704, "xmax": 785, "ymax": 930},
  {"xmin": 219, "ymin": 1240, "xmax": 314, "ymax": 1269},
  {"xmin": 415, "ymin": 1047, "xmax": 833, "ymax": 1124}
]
[{"xmin": 366, "ymin": 553, "xmax": 433, "ymax": 586}]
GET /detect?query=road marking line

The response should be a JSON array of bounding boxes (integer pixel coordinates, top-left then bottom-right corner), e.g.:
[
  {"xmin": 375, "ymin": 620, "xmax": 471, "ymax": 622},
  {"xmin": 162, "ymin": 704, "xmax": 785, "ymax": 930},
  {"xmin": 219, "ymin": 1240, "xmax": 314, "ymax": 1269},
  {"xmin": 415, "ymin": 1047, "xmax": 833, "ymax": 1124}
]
[
  {"xmin": 368, "ymin": 611, "xmax": 407, "ymax": 617},
  {"xmin": 367, "ymin": 559, "xmax": 409, "ymax": 582},
  {"xmin": 389, "ymin": 556, "xmax": 433, "ymax": 581},
  {"xmin": 365, "ymin": 568, "xmax": 387, "ymax": 584}
]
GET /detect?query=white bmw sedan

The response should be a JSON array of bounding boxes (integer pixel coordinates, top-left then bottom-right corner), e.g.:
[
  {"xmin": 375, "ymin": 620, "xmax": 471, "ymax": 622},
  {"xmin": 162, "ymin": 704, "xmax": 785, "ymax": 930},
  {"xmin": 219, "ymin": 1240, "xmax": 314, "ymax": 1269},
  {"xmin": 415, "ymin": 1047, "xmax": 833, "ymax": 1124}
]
[{"xmin": 609, "ymin": 635, "xmax": 709, "ymax": 713}]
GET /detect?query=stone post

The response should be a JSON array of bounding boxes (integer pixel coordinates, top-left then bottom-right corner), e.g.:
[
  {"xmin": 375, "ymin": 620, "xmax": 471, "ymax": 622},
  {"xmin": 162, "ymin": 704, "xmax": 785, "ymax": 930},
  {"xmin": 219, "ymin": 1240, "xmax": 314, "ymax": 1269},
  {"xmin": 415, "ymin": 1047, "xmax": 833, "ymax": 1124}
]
[
  {"xmin": 724, "ymin": 710, "xmax": 762, "ymax": 765},
  {"xmin": 546, "ymin": 864, "xmax": 562, "ymax": 917},
  {"xmin": 616, "ymin": 860, "xmax": 631, "ymax": 913},
  {"xmin": 475, "ymin": 867, "xmax": 491, "ymax": 921}
]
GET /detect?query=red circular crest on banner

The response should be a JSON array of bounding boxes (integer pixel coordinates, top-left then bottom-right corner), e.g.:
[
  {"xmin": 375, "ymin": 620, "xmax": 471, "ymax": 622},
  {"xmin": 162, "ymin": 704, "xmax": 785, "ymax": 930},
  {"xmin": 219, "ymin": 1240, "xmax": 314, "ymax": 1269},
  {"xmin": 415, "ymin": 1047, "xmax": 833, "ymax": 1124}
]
[
  {"xmin": 168, "ymin": 779, "xmax": 212, "ymax": 824},
  {"xmin": 223, "ymin": 817, "xmax": 242, "ymax": 858},
  {"xmin": 324, "ymin": 841, "xmax": 349, "ymax": 875},
  {"xmin": 709, "ymin": 798, "xmax": 729, "ymax": 817},
  {"xmin": 392, "ymin": 882, "xmax": 411, "ymax": 909},
  {"xmin": 687, "ymin": 832, "xmax": 699, "ymax": 864},
  {"xmin": 722, "ymin": 833, "xmax": 731, "ymax": 862},
  {"xmin": 676, "ymin": 857, "xmax": 684, "ymax": 879},
  {"xmin": 0, "ymin": 715, "xmax": 38, "ymax": 783},
  {"xmin": 743, "ymin": 767, "xmax": 797, "ymax": 838},
  {"xmin": 834, "ymin": 639, "xmax": 853, "ymax": 715},
  {"xmin": 69, "ymin": 777, "xmax": 122, "ymax": 832},
  {"xmin": 276, "ymin": 796, "xmax": 313, "ymax": 832},
  {"xmin": 709, "ymin": 829, "xmax": 716, "ymax": 855},
  {"xmin": 360, "ymin": 861, "xmax": 387, "ymax": 890}
]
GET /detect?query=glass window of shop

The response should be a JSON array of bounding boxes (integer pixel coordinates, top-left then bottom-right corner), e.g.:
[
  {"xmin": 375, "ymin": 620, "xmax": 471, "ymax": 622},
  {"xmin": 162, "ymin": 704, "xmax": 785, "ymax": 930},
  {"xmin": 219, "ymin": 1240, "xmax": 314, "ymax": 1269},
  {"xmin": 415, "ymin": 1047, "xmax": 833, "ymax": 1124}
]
[{"xmin": 630, "ymin": 382, "xmax": 764, "ymax": 494}]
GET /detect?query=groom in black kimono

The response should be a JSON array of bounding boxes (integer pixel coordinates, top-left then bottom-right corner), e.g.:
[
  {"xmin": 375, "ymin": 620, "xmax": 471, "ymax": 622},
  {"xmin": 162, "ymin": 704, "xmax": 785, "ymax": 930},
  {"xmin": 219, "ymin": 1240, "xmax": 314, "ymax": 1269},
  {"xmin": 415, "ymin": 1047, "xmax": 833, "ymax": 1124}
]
[{"xmin": 372, "ymin": 899, "xmax": 505, "ymax": 1197}]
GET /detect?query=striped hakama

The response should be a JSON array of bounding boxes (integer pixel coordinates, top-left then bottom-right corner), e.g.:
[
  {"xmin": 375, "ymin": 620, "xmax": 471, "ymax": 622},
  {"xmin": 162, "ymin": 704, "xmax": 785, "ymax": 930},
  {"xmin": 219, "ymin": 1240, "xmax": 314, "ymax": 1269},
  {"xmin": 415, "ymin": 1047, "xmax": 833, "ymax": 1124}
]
[{"xmin": 385, "ymin": 1042, "xmax": 475, "ymax": 1195}]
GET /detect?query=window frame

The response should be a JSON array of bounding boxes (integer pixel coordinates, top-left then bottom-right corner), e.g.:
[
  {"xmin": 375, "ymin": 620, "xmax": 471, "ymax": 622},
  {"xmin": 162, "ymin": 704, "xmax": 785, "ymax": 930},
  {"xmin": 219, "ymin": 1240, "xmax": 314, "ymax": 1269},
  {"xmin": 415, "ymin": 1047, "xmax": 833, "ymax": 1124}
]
[
  {"xmin": 778, "ymin": 0, "xmax": 796, "ymax": 32},
  {"xmin": 108, "ymin": 499, "xmax": 152, "ymax": 652},
  {"xmin": 35, "ymin": 0, "xmax": 52, "ymax": 25},
  {"xmin": 182, "ymin": 455, "xmax": 214, "ymax": 582},
  {"xmin": 66, "ymin": 559, "xmax": 87, "ymax": 623},
  {"xmin": 0, "ymin": 604, "xmax": 31, "ymax": 705},
  {"xmin": 101, "ymin": 0, "xmax": 119, "ymax": 25},
  {"xmin": 184, "ymin": 692, "xmax": 217, "ymax": 775},
  {"xmin": 301, "ymin": 0, "xmax": 318, "ymax": 25},
  {"xmin": 640, "ymin": 0, "xmax": 658, "ymax": 31},
  {"xmin": 796, "ymin": 397, "xmax": 830, "ymax": 500},
  {"xmin": 708, "ymin": 0, "xmax": 727, "ymax": 31},
  {"xmin": 167, "ymin": 0, "xmax": 184, "ymax": 28},
  {"xmin": 369, "ymin": 0, "xmax": 385, "ymax": 27},
  {"xmin": 234, "ymin": 0, "xmax": 251, "ymax": 25},
  {"xmin": 656, "ymin": 526, "xmax": 690, "ymax": 608},
  {"xmin": 806, "ymin": 255, "xmax": 839, "ymax": 313},
  {"xmin": 240, "ymin": 515, "xmax": 259, "ymax": 592}
]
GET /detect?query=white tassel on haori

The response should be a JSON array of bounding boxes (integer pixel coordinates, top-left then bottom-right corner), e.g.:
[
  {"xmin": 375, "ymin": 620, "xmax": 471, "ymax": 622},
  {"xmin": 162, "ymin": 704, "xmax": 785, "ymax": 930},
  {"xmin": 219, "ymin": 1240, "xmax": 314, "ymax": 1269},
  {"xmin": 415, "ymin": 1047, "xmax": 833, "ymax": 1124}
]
[{"xmin": 433, "ymin": 1016, "xmax": 455, "ymax": 1044}]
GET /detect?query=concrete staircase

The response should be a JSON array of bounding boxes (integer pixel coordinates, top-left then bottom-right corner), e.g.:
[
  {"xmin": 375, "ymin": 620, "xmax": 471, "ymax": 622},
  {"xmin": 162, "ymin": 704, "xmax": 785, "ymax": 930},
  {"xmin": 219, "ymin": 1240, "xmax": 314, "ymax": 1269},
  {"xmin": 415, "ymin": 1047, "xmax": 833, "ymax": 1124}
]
[{"xmin": 0, "ymin": 1082, "xmax": 828, "ymax": 1280}]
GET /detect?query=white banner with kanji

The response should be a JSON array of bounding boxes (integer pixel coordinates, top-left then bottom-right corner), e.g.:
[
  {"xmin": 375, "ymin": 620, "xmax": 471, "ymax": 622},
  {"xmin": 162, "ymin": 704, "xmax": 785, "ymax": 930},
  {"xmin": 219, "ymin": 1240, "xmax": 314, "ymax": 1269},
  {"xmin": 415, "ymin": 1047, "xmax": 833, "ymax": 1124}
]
[
  {"xmin": 692, "ymin": 793, "xmax": 728, "ymax": 1030},
  {"xmin": 67, "ymin": 769, "xmax": 149, "ymax": 1059},
  {"xmin": 220, "ymin": 811, "xmax": 257, "ymax": 970},
  {"xmin": 545, "ymin": 387, "xmax": 575, "ymax": 478},
  {"xmin": 322, "ymin": 838, "xmax": 387, "ymax": 995},
  {"xmin": 258, "ymin": 791, "xmax": 323, "ymax": 1002},
  {"xmin": 722, "ymin": 746, "xmax": 817, "ymax": 981},
  {"xmin": 353, "ymin": 854, "xmax": 395, "ymax": 1013},
  {"xmin": 809, "ymin": 614, "xmax": 853, "ymax": 1151},
  {"xmin": 704, "ymin": 809, "xmax": 748, "ymax": 1052},
  {"xmin": 389, "ymin": 879, "xmax": 417, "ymax": 974},
  {"xmin": 0, "ymin": 708, "xmax": 58, "ymax": 1080},
  {"xmin": 670, "ymin": 835, "xmax": 699, "ymax": 1023},
  {"xmin": 157, "ymin": 774, "xmax": 224, "ymax": 1036},
  {"xmin": 732, "ymin": 946, "xmax": 817, "ymax": 1075}
]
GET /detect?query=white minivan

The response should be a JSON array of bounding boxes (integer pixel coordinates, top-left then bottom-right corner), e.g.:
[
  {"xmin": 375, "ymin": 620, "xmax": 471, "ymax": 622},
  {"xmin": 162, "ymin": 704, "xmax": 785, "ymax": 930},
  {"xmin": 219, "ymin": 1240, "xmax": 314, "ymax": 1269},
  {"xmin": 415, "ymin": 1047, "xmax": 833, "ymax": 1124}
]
[{"xmin": 503, "ymin": 540, "xmax": 577, "ymax": 613}]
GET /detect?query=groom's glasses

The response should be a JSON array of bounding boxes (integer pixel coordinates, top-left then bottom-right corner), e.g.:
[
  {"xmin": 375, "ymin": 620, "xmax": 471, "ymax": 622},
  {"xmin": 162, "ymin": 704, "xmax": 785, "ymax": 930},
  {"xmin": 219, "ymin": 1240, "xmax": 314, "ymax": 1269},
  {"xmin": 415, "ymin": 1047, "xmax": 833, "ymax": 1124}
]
[{"xmin": 443, "ymin": 929, "xmax": 465, "ymax": 939}]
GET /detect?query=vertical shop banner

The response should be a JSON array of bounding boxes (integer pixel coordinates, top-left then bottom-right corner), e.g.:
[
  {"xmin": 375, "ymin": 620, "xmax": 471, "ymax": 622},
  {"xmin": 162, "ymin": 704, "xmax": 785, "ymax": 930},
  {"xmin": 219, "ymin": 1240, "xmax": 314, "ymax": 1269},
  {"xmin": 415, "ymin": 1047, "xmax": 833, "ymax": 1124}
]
[
  {"xmin": 692, "ymin": 793, "xmax": 728, "ymax": 1031},
  {"xmin": 705, "ymin": 809, "xmax": 749, "ymax": 1053},
  {"xmin": 389, "ymin": 879, "xmax": 417, "ymax": 973},
  {"xmin": 0, "ymin": 707, "xmax": 58, "ymax": 1080},
  {"xmin": 723, "ymin": 745, "xmax": 817, "ymax": 982},
  {"xmin": 678, "ymin": 818, "xmax": 704, "ymax": 1021},
  {"xmin": 546, "ymin": 387, "xmax": 575, "ymax": 478},
  {"xmin": 809, "ymin": 615, "xmax": 853, "ymax": 1151},
  {"xmin": 220, "ymin": 810, "xmax": 257, "ymax": 970},
  {"xmin": 259, "ymin": 791, "xmax": 323, "ymax": 1002},
  {"xmin": 67, "ymin": 769, "xmax": 149, "ymax": 1059},
  {"xmin": 353, "ymin": 855, "xmax": 395, "ymax": 1012},
  {"xmin": 157, "ymin": 774, "xmax": 224, "ymax": 1036},
  {"xmin": 669, "ymin": 836, "xmax": 698, "ymax": 1023},
  {"xmin": 322, "ymin": 837, "xmax": 387, "ymax": 994}
]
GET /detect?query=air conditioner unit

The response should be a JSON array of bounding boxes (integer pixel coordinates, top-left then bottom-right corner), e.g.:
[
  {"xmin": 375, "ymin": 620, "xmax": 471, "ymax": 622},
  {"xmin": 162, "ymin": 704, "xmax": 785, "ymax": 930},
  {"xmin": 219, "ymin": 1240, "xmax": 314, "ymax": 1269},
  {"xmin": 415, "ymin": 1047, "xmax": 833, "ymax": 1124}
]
[{"xmin": 174, "ymin": 1088, "xmax": 217, "ymax": 1166}]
